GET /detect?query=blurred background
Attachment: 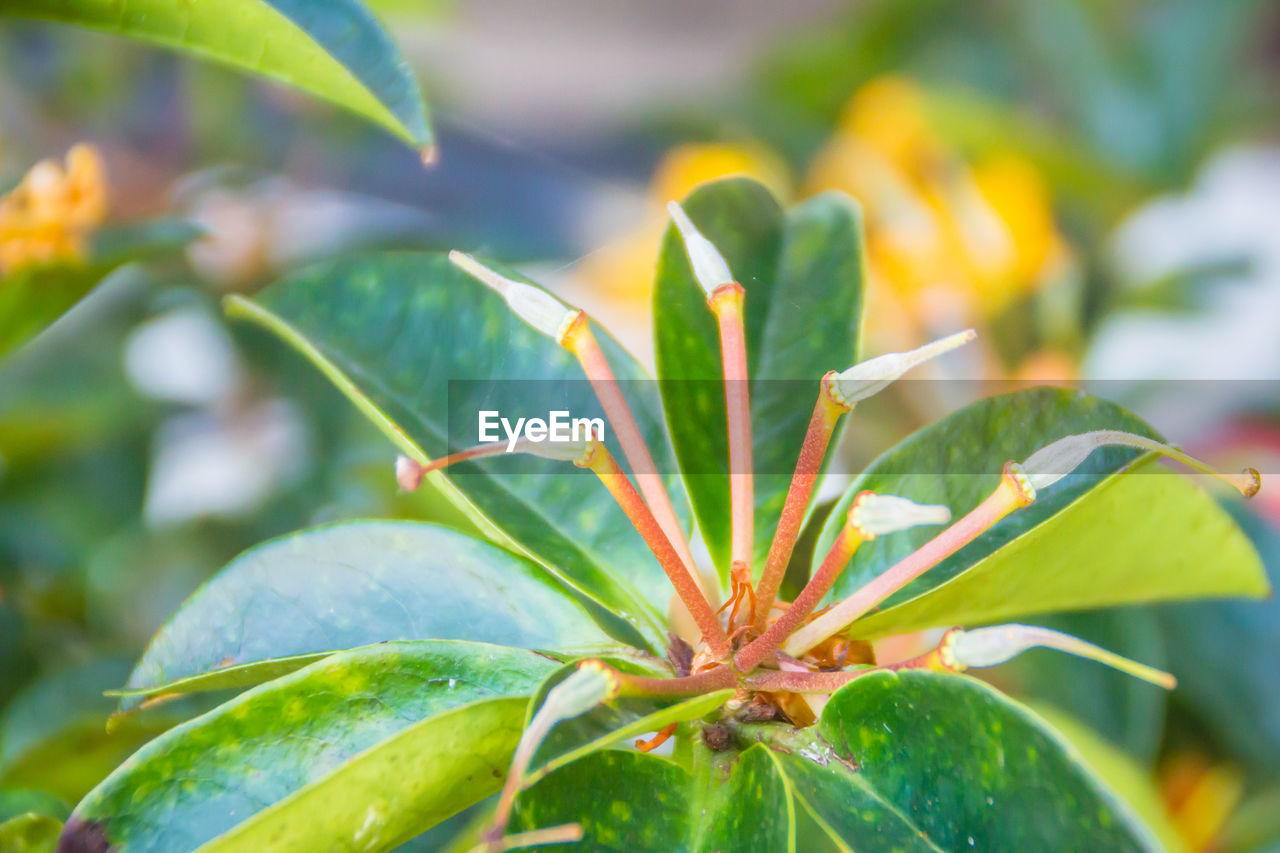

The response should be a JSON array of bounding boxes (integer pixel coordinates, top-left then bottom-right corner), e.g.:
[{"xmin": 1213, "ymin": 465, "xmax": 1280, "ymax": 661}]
[{"xmin": 2, "ymin": 1, "xmax": 1279, "ymax": 849}]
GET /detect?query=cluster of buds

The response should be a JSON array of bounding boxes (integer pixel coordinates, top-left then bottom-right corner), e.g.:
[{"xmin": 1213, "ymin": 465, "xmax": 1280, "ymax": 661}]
[
  {"xmin": 0, "ymin": 144, "xmax": 108, "ymax": 275},
  {"xmin": 414, "ymin": 200, "xmax": 1260, "ymax": 743}
]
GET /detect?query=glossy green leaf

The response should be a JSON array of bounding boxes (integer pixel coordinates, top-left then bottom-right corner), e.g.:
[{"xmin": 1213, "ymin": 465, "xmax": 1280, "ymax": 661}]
[
  {"xmin": 512, "ymin": 672, "xmax": 1161, "ymax": 851},
  {"xmin": 63, "ymin": 641, "xmax": 555, "ymax": 853},
  {"xmin": 816, "ymin": 388, "xmax": 1266, "ymax": 638},
  {"xmin": 0, "ymin": 813, "xmax": 61, "ymax": 852},
  {"xmin": 654, "ymin": 179, "xmax": 865, "ymax": 575},
  {"xmin": 1028, "ymin": 704, "xmax": 1185, "ymax": 853},
  {"xmin": 114, "ymin": 521, "xmax": 617, "ymax": 710},
  {"xmin": 0, "ymin": 0, "xmax": 431, "ymax": 147},
  {"xmin": 0, "ymin": 220, "xmax": 198, "ymax": 359},
  {"xmin": 228, "ymin": 253, "xmax": 683, "ymax": 649},
  {"xmin": 813, "ymin": 671, "xmax": 1161, "ymax": 850}
]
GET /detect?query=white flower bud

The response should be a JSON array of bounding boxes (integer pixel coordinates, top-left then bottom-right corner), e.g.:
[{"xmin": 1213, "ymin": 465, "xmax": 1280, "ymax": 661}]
[
  {"xmin": 829, "ymin": 329, "xmax": 976, "ymax": 407},
  {"xmin": 394, "ymin": 455, "xmax": 425, "ymax": 491},
  {"xmin": 1020, "ymin": 429, "xmax": 1261, "ymax": 496},
  {"xmin": 849, "ymin": 493, "xmax": 951, "ymax": 538},
  {"xmin": 666, "ymin": 200, "xmax": 735, "ymax": 297},
  {"xmin": 449, "ymin": 251, "xmax": 579, "ymax": 341},
  {"xmin": 945, "ymin": 624, "xmax": 1175, "ymax": 688}
]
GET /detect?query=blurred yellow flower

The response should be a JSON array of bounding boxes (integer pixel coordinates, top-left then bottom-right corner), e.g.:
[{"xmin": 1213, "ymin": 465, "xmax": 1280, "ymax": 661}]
[
  {"xmin": 578, "ymin": 141, "xmax": 790, "ymax": 308},
  {"xmin": 808, "ymin": 76, "xmax": 1068, "ymax": 332},
  {"xmin": 0, "ymin": 144, "xmax": 108, "ymax": 276}
]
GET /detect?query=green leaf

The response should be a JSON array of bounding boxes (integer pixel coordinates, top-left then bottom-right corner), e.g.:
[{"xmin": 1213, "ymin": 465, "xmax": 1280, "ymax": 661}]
[
  {"xmin": 114, "ymin": 521, "xmax": 618, "ymax": 710},
  {"xmin": 990, "ymin": 608, "xmax": 1168, "ymax": 763},
  {"xmin": 0, "ymin": 660, "xmax": 178, "ymax": 803},
  {"xmin": 0, "ymin": 220, "xmax": 198, "ymax": 359},
  {"xmin": 0, "ymin": 790, "xmax": 68, "ymax": 823},
  {"xmin": 228, "ymin": 252, "xmax": 682, "ymax": 650},
  {"xmin": 812, "ymin": 671, "xmax": 1161, "ymax": 850},
  {"xmin": 512, "ymin": 672, "xmax": 1161, "ymax": 851},
  {"xmin": 0, "ymin": 0, "xmax": 431, "ymax": 147},
  {"xmin": 0, "ymin": 813, "xmax": 61, "ymax": 852},
  {"xmin": 63, "ymin": 641, "xmax": 556, "ymax": 853},
  {"xmin": 1027, "ymin": 704, "xmax": 1186, "ymax": 853},
  {"xmin": 1153, "ymin": 501, "xmax": 1280, "ymax": 778},
  {"xmin": 815, "ymin": 388, "xmax": 1266, "ymax": 638},
  {"xmin": 653, "ymin": 179, "xmax": 864, "ymax": 575}
]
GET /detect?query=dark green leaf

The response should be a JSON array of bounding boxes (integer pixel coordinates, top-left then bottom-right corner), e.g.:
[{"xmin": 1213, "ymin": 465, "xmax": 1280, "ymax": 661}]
[
  {"xmin": 813, "ymin": 671, "xmax": 1161, "ymax": 850},
  {"xmin": 0, "ymin": 790, "xmax": 68, "ymax": 823},
  {"xmin": 64, "ymin": 641, "xmax": 556, "ymax": 853},
  {"xmin": 653, "ymin": 179, "xmax": 864, "ymax": 574},
  {"xmin": 229, "ymin": 253, "xmax": 683, "ymax": 649},
  {"xmin": 0, "ymin": 0, "xmax": 431, "ymax": 146},
  {"xmin": 815, "ymin": 388, "xmax": 1266, "ymax": 637},
  {"xmin": 115, "ymin": 521, "xmax": 618, "ymax": 710}
]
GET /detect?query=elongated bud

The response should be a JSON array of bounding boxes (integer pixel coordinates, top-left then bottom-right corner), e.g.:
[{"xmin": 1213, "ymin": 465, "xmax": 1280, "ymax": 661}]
[
  {"xmin": 395, "ymin": 455, "xmax": 426, "ymax": 491},
  {"xmin": 449, "ymin": 251, "xmax": 580, "ymax": 341},
  {"xmin": 1020, "ymin": 430, "xmax": 1261, "ymax": 497},
  {"xmin": 849, "ymin": 492, "xmax": 951, "ymax": 539},
  {"xmin": 666, "ymin": 201, "xmax": 735, "ymax": 297},
  {"xmin": 943, "ymin": 624, "xmax": 1176, "ymax": 689},
  {"xmin": 828, "ymin": 329, "xmax": 977, "ymax": 408}
]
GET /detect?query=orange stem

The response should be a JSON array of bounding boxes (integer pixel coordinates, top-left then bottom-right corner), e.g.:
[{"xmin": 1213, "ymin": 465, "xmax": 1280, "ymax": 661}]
[
  {"xmin": 736, "ymin": 518, "xmax": 862, "ymax": 672},
  {"xmin": 561, "ymin": 316, "xmax": 701, "ymax": 581},
  {"xmin": 783, "ymin": 465, "xmax": 1034, "ymax": 657},
  {"xmin": 635, "ymin": 722, "xmax": 679, "ymax": 752},
  {"xmin": 752, "ymin": 375, "xmax": 848, "ymax": 631},
  {"xmin": 610, "ymin": 663, "xmax": 736, "ymax": 698},
  {"xmin": 711, "ymin": 283, "xmax": 754, "ymax": 579},
  {"xmin": 742, "ymin": 646, "xmax": 950, "ymax": 694},
  {"xmin": 586, "ymin": 446, "xmax": 731, "ymax": 657}
]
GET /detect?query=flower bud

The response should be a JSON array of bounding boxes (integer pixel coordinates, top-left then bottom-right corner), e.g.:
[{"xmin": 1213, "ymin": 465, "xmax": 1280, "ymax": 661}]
[
  {"xmin": 448, "ymin": 251, "xmax": 580, "ymax": 341},
  {"xmin": 394, "ymin": 455, "xmax": 426, "ymax": 491},
  {"xmin": 666, "ymin": 200, "xmax": 735, "ymax": 297},
  {"xmin": 944, "ymin": 624, "xmax": 1175, "ymax": 688},
  {"xmin": 849, "ymin": 492, "xmax": 951, "ymax": 539},
  {"xmin": 828, "ymin": 329, "xmax": 976, "ymax": 408}
]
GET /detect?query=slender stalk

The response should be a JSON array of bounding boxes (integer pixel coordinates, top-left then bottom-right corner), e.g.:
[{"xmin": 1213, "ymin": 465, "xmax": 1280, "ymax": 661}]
[
  {"xmin": 471, "ymin": 824, "xmax": 585, "ymax": 853},
  {"xmin": 736, "ymin": 520, "xmax": 862, "ymax": 672},
  {"xmin": 584, "ymin": 445, "xmax": 731, "ymax": 657},
  {"xmin": 610, "ymin": 663, "xmax": 736, "ymax": 698},
  {"xmin": 743, "ymin": 645, "xmax": 949, "ymax": 694},
  {"xmin": 710, "ymin": 282, "xmax": 754, "ymax": 578},
  {"xmin": 752, "ymin": 375, "xmax": 848, "ymax": 631},
  {"xmin": 560, "ymin": 315, "xmax": 701, "ymax": 580},
  {"xmin": 783, "ymin": 464, "xmax": 1035, "ymax": 656}
]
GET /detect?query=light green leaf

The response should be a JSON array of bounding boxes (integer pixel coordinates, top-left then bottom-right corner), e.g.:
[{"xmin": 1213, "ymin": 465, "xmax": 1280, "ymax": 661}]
[
  {"xmin": 113, "ymin": 521, "xmax": 617, "ymax": 711},
  {"xmin": 0, "ymin": 0, "xmax": 431, "ymax": 147},
  {"xmin": 654, "ymin": 179, "xmax": 864, "ymax": 576},
  {"xmin": 62, "ymin": 641, "xmax": 556, "ymax": 853},
  {"xmin": 815, "ymin": 388, "xmax": 1266, "ymax": 638},
  {"xmin": 0, "ymin": 813, "xmax": 61, "ymax": 852}
]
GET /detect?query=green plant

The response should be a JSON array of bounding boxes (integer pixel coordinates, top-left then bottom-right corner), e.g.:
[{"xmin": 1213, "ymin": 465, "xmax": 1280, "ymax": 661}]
[{"xmin": 45, "ymin": 177, "xmax": 1265, "ymax": 852}]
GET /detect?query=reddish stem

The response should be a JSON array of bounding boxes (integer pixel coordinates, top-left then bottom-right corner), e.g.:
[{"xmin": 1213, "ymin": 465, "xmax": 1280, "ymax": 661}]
[
  {"xmin": 562, "ymin": 316, "xmax": 701, "ymax": 582},
  {"xmin": 711, "ymin": 283, "xmax": 754, "ymax": 582},
  {"xmin": 611, "ymin": 664, "xmax": 736, "ymax": 698},
  {"xmin": 586, "ymin": 447, "xmax": 731, "ymax": 657},
  {"xmin": 752, "ymin": 376, "xmax": 848, "ymax": 631},
  {"xmin": 783, "ymin": 466, "xmax": 1034, "ymax": 656},
  {"xmin": 742, "ymin": 645, "xmax": 950, "ymax": 694},
  {"xmin": 736, "ymin": 519, "xmax": 862, "ymax": 672}
]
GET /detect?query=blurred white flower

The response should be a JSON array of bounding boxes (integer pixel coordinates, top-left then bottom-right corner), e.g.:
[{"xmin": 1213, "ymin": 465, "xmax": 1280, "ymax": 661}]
[{"xmin": 123, "ymin": 308, "xmax": 241, "ymax": 406}]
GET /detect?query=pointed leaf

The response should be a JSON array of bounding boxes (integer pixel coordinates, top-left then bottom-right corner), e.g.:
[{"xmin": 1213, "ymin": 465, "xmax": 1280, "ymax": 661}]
[
  {"xmin": 654, "ymin": 179, "xmax": 864, "ymax": 574},
  {"xmin": 115, "ymin": 521, "xmax": 617, "ymax": 710},
  {"xmin": 229, "ymin": 253, "xmax": 682, "ymax": 649},
  {"xmin": 0, "ymin": 1, "xmax": 431, "ymax": 147},
  {"xmin": 61, "ymin": 641, "xmax": 556, "ymax": 853},
  {"xmin": 816, "ymin": 388, "xmax": 1266, "ymax": 638}
]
